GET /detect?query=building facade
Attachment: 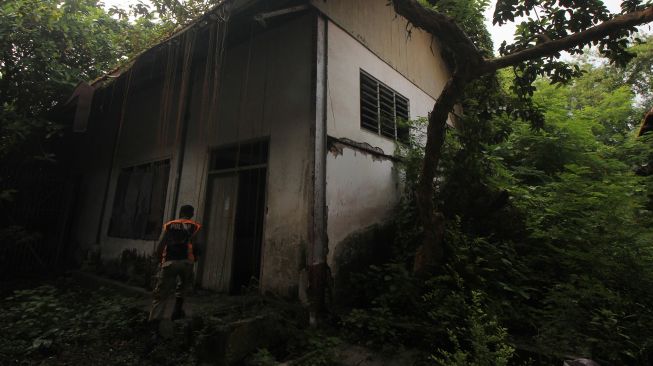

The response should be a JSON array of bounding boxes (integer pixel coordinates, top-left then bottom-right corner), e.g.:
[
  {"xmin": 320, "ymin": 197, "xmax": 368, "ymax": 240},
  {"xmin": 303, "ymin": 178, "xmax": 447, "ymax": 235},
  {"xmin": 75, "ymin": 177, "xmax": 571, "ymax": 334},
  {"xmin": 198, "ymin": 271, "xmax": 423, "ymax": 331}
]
[{"xmin": 69, "ymin": 0, "xmax": 450, "ymax": 300}]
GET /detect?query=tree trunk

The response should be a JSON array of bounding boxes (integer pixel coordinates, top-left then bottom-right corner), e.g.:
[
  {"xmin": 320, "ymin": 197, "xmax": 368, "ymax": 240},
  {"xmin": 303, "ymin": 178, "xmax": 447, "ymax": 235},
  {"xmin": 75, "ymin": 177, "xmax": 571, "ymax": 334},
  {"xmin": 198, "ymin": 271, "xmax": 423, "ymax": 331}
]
[{"xmin": 413, "ymin": 74, "xmax": 466, "ymax": 275}]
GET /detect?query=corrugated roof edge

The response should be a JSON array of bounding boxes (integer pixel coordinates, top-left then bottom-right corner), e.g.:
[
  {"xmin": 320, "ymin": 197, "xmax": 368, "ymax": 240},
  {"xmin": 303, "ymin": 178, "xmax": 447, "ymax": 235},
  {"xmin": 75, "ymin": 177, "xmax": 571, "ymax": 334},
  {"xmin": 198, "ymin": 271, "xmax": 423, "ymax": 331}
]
[{"xmin": 90, "ymin": 0, "xmax": 252, "ymax": 88}]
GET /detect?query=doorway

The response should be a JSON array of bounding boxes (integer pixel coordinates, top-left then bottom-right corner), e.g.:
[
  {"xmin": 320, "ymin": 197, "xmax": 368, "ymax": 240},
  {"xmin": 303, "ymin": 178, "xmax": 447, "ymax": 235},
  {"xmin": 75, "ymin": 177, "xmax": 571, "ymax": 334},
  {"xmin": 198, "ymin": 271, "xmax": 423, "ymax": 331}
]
[{"xmin": 201, "ymin": 139, "xmax": 268, "ymax": 294}]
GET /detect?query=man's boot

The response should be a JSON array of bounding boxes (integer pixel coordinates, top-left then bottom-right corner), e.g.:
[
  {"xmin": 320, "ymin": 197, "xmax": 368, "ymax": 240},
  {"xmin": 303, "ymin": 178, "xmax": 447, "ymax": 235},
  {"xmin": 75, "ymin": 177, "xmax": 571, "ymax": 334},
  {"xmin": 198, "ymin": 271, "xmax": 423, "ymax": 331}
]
[
  {"xmin": 142, "ymin": 320, "xmax": 160, "ymax": 356},
  {"xmin": 171, "ymin": 297, "xmax": 185, "ymax": 321}
]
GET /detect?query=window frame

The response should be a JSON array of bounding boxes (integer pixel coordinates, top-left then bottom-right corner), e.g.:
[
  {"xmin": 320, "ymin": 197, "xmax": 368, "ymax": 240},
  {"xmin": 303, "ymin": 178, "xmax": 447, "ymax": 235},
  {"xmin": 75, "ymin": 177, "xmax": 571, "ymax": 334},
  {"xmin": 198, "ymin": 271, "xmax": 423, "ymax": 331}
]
[
  {"xmin": 107, "ymin": 159, "xmax": 171, "ymax": 241},
  {"xmin": 359, "ymin": 69, "xmax": 410, "ymax": 142}
]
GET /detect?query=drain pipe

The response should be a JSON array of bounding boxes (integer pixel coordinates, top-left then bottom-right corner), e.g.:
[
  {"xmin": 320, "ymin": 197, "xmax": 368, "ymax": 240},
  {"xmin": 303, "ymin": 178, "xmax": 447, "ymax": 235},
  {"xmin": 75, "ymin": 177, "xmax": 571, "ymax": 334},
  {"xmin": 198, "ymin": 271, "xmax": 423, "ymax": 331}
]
[{"xmin": 309, "ymin": 13, "xmax": 329, "ymax": 326}]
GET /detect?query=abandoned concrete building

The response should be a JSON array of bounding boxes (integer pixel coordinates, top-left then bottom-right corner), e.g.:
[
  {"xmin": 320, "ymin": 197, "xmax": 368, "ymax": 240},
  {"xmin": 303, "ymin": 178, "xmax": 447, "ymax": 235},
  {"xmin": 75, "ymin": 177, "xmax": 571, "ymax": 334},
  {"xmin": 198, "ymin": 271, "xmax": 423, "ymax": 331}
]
[{"xmin": 67, "ymin": 0, "xmax": 450, "ymax": 300}]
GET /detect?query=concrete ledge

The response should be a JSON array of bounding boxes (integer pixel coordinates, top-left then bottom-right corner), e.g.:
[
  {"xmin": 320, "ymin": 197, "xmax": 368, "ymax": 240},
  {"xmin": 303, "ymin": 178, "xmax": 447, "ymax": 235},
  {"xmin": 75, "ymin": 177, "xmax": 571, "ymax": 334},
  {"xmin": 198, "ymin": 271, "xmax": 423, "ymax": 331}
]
[{"xmin": 196, "ymin": 314, "xmax": 284, "ymax": 366}]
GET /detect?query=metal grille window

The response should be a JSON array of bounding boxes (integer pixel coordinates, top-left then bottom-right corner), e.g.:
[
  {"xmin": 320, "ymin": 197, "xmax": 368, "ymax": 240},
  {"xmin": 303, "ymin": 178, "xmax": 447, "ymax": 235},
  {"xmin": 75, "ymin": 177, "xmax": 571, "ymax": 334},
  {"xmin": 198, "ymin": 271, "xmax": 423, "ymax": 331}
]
[
  {"xmin": 108, "ymin": 160, "xmax": 170, "ymax": 240},
  {"xmin": 360, "ymin": 71, "xmax": 410, "ymax": 141}
]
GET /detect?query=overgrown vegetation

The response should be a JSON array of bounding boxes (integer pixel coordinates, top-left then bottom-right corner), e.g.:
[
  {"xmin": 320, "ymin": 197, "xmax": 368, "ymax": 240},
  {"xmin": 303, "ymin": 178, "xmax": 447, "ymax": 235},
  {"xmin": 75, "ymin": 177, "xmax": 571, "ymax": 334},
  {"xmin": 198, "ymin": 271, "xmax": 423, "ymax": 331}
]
[
  {"xmin": 86, "ymin": 249, "xmax": 158, "ymax": 290},
  {"xmin": 5, "ymin": 0, "xmax": 653, "ymax": 364},
  {"xmin": 0, "ymin": 278, "xmax": 340, "ymax": 365},
  {"xmin": 0, "ymin": 0, "xmax": 177, "ymax": 272},
  {"xmin": 0, "ymin": 0, "xmax": 166, "ymax": 163},
  {"xmin": 0, "ymin": 280, "xmax": 153, "ymax": 365},
  {"xmin": 341, "ymin": 42, "xmax": 653, "ymax": 364}
]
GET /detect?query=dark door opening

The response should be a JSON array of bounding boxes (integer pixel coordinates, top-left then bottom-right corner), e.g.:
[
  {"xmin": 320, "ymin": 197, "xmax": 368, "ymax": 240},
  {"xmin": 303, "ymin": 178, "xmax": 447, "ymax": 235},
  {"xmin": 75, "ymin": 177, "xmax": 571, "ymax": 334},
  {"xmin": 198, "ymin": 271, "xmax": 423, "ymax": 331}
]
[
  {"xmin": 231, "ymin": 168, "xmax": 266, "ymax": 293},
  {"xmin": 201, "ymin": 139, "xmax": 268, "ymax": 294}
]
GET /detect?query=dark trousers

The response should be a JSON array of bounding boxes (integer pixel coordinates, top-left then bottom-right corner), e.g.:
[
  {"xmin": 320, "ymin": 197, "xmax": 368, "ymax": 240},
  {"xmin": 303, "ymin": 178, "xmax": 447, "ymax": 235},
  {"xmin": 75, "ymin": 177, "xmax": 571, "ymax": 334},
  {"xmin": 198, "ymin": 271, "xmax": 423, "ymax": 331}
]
[{"xmin": 148, "ymin": 260, "xmax": 193, "ymax": 321}]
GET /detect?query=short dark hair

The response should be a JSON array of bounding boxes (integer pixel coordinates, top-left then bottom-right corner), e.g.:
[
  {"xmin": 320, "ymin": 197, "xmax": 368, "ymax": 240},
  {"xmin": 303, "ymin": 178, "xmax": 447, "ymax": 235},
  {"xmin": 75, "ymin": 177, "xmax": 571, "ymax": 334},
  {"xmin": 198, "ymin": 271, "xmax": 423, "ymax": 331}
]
[{"xmin": 179, "ymin": 205, "xmax": 194, "ymax": 218}]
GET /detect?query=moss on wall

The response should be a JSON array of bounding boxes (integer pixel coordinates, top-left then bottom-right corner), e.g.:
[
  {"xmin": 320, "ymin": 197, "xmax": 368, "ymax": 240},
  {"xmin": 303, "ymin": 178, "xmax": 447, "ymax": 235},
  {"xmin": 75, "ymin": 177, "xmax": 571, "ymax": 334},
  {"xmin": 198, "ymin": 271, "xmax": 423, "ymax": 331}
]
[{"xmin": 330, "ymin": 222, "xmax": 395, "ymax": 309}]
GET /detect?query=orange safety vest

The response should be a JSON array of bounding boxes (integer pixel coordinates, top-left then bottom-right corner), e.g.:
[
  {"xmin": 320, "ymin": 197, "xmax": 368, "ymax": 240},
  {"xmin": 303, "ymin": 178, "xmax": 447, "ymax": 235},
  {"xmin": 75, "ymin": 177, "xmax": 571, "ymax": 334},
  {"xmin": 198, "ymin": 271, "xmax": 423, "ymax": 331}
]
[{"xmin": 161, "ymin": 219, "xmax": 201, "ymax": 263}]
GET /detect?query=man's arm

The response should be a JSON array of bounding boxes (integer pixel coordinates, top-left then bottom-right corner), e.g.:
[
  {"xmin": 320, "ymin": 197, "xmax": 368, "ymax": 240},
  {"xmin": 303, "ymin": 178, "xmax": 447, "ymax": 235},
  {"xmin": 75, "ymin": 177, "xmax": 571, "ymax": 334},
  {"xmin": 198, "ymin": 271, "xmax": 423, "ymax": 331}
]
[
  {"xmin": 154, "ymin": 229, "xmax": 168, "ymax": 261},
  {"xmin": 190, "ymin": 223, "xmax": 201, "ymax": 260}
]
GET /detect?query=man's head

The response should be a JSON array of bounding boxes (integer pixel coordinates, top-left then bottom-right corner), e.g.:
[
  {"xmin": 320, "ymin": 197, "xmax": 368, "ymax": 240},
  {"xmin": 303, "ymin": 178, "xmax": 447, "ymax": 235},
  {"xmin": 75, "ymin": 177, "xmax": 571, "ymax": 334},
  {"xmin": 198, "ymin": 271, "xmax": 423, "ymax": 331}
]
[{"xmin": 179, "ymin": 205, "xmax": 195, "ymax": 219}]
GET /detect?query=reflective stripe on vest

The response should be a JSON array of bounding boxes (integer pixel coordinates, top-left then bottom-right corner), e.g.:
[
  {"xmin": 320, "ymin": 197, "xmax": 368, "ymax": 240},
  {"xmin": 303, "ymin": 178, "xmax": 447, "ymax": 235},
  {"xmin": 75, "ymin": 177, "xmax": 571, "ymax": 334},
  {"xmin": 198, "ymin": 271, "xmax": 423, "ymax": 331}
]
[{"xmin": 161, "ymin": 219, "xmax": 201, "ymax": 263}]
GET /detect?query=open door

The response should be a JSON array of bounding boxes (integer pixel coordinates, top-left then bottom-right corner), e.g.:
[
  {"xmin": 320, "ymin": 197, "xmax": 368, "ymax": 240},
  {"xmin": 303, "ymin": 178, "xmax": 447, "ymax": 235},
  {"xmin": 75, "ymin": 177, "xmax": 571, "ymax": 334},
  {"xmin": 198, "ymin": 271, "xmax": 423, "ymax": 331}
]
[
  {"xmin": 201, "ymin": 139, "xmax": 268, "ymax": 293},
  {"xmin": 201, "ymin": 173, "xmax": 238, "ymax": 292}
]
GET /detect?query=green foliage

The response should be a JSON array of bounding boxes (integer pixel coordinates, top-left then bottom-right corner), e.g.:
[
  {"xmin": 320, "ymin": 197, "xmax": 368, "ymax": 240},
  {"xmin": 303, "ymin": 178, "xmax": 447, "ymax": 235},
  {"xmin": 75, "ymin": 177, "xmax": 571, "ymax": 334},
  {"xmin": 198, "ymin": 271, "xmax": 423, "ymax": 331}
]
[
  {"xmin": 432, "ymin": 291, "xmax": 515, "ymax": 366},
  {"xmin": 0, "ymin": 282, "xmax": 146, "ymax": 362},
  {"xmin": 0, "ymin": 0, "xmax": 171, "ymax": 261},
  {"xmin": 342, "ymin": 307, "xmax": 401, "ymax": 347},
  {"xmin": 0, "ymin": 0, "xmax": 169, "ymax": 163},
  {"xmin": 293, "ymin": 332, "xmax": 342, "ymax": 366},
  {"xmin": 148, "ymin": 0, "xmax": 221, "ymax": 25},
  {"xmin": 495, "ymin": 113, "xmax": 653, "ymax": 362},
  {"xmin": 421, "ymin": 0, "xmax": 494, "ymax": 54},
  {"xmin": 93, "ymin": 249, "xmax": 158, "ymax": 290},
  {"xmin": 486, "ymin": 0, "xmax": 647, "ymax": 134},
  {"xmin": 347, "ymin": 52, "xmax": 653, "ymax": 365},
  {"xmin": 460, "ymin": 60, "xmax": 653, "ymax": 363},
  {"xmin": 341, "ymin": 262, "xmax": 423, "ymax": 347},
  {"xmin": 494, "ymin": 0, "xmax": 638, "ymax": 89},
  {"xmin": 246, "ymin": 348, "xmax": 278, "ymax": 366},
  {"xmin": 623, "ymin": 35, "xmax": 653, "ymax": 108}
]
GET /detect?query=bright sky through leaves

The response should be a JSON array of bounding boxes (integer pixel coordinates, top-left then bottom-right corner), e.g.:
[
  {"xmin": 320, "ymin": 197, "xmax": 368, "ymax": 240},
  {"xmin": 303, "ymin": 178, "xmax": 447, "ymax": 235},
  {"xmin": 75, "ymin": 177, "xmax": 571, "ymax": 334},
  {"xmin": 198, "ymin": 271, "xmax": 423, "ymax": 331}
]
[
  {"xmin": 483, "ymin": 0, "xmax": 641, "ymax": 51},
  {"xmin": 103, "ymin": 0, "xmax": 644, "ymax": 53}
]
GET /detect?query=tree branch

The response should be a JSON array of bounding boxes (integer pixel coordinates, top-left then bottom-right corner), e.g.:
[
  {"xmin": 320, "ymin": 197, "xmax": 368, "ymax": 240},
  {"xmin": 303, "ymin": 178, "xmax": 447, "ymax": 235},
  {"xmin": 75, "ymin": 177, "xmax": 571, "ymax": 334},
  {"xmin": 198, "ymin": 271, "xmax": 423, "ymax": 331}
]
[
  {"xmin": 481, "ymin": 6, "xmax": 653, "ymax": 73},
  {"xmin": 394, "ymin": 0, "xmax": 653, "ymax": 76}
]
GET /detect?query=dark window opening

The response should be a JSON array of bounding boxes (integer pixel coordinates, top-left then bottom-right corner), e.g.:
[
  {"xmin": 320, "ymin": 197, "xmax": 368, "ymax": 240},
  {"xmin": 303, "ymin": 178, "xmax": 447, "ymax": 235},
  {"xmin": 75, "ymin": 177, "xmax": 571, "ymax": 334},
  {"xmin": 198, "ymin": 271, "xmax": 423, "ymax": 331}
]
[
  {"xmin": 108, "ymin": 160, "xmax": 170, "ymax": 240},
  {"xmin": 360, "ymin": 71, "xmax": 411, "ymax": 142}
]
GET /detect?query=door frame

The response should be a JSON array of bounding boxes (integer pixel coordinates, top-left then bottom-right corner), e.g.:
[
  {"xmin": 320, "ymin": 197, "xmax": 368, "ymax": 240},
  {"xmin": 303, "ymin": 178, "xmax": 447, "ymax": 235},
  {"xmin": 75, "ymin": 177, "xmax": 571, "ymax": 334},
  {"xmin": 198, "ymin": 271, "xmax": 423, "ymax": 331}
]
[{"xmin": 198, "ymin": 139, "xmax": 270, "ymax": 293}]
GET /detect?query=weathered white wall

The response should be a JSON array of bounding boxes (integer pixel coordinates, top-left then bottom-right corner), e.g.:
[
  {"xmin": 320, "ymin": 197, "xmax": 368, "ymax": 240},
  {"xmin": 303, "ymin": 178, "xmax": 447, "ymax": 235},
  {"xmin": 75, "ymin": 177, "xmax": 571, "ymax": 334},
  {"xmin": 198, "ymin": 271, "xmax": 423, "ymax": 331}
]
[
  {"xmin": 326, "ymin": 146, "xmax": 399, "ymax": 249},
  {"xmin": 322, "ymin": 9, "xmax": 444, "ymax": 275},
  {"xmin": 177, "ymin": 14, "xmax": 315, "ymax": 297},
  {"xmin": 311, "ymin": 0, "xmax": 450, "ymax": 99},
  {"xmin": 325, "ymin": 21, "xmax": 438, "ymax": 153}
]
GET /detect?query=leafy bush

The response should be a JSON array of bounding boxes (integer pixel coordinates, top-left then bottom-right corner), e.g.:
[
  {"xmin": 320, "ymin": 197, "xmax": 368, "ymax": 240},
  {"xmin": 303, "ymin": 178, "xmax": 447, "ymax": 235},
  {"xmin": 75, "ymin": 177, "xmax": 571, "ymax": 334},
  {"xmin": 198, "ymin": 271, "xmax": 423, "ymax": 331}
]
[
  {"xmin": 246, "ymin": 348, "xmax": 278, "ymax": 366},
  {"xmin": 0, "ymin": 282, "xmax": 146, "ymax": 362},
  {"xmin": 433, "ymin": 291, "xmax": 515, "ymax": 366},
  {"xmin": 293, "ymin": 333, "xmax": 342, "ymax": 366},
  {"xmin": 343, "ymin": 53, "xmax": 653, "ymax": 365},
  {"xmin": 94, "ymin": 249, "xmax": 158, "ymax": 290}
]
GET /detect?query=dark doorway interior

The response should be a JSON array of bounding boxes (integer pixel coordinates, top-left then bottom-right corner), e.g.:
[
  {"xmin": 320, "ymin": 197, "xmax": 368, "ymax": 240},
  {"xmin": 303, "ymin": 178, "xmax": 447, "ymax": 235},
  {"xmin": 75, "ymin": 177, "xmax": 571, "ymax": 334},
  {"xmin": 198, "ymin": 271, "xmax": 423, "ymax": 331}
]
[{"xmin": 231, "ymin": 167, "xmax": 266, "ymax": 293}]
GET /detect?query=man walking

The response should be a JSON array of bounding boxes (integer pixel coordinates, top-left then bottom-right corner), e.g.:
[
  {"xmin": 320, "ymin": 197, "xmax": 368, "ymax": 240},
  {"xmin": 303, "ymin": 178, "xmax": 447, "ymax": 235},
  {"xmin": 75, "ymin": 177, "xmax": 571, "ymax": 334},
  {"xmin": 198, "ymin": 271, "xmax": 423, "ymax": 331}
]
[{"xmin": 148, "ymin": 204, "xmax": 201, "ymax": 327}]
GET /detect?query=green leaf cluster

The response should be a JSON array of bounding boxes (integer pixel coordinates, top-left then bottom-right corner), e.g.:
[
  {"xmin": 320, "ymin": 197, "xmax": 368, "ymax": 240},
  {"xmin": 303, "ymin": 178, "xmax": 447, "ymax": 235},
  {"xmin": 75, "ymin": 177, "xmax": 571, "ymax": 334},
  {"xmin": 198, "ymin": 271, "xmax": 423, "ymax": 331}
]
[
  {"xmin": 0, "ymin": 0, "xmax": 166, "ymax": 162},
  {"xmin": 420, "ymin": 0, "xmax": 494, "ymax": 54},
  {"xmin": 0, "ymin": 282, "xmax": 146, "ymax": 361}
]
